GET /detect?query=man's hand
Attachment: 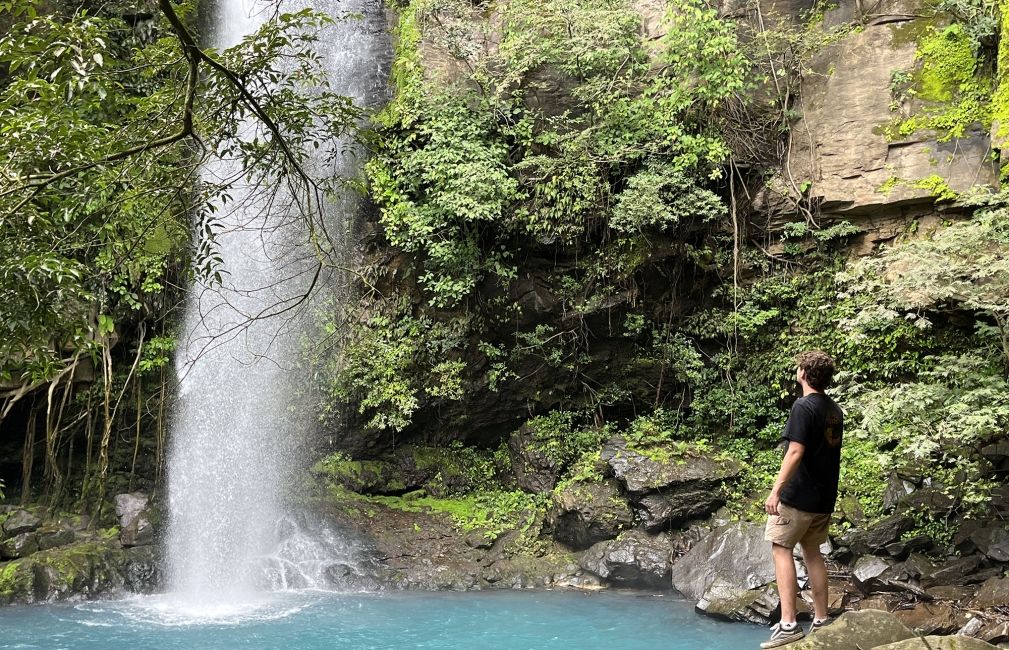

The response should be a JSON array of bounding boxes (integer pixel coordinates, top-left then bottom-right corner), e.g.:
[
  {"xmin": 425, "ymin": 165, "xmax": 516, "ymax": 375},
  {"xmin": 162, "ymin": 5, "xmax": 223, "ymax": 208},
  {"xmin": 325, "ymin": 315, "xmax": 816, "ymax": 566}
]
[{"xmin": 765, "ymin": 491, "xmax": 780, "ymax": 516}]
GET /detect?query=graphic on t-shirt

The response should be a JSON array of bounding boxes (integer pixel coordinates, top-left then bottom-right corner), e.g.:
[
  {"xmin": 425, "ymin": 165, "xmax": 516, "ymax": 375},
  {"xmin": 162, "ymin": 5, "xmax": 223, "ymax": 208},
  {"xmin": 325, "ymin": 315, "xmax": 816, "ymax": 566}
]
[{"xmin": 824, "ymin": 412, "xmax": 842, "ymax": 447}]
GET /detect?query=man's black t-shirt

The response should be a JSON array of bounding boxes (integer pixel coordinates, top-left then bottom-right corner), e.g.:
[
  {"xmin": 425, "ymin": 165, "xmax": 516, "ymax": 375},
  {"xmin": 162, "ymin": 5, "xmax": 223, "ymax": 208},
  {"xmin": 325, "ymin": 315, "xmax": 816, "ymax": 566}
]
[{"xmin": 778, "ymin": 393, "xmax": 844, "ymax": 515}]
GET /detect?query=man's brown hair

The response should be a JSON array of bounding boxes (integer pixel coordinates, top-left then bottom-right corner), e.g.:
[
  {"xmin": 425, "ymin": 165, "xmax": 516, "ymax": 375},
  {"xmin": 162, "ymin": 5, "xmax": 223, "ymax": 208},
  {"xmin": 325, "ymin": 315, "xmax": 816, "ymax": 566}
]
[{"xmin": 797, "ymin": 350, "xmax": 836, "ymax": 390}]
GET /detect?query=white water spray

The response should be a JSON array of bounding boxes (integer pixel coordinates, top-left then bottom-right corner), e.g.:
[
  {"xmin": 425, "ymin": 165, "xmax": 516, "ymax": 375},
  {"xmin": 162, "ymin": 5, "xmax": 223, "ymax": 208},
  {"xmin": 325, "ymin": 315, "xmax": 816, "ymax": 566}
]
[{"xmin": 165, "ymin": 0, "xmax": 389, "ymax": 603}]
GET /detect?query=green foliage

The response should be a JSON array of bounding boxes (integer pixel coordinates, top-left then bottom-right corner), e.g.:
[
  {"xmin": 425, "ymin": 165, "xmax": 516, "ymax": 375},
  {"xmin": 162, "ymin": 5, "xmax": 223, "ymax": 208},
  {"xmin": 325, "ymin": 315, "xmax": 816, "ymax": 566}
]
[
  {"xmin": 884, "ymin": 23, "xmax": 993, "ymax": 141},
  {"xmin": 0, "ymin": 1, "xmax": 359, "ymax": 385},
  {"xmin": 523, "ymin": 411, "xmax": 607, "ymax": 469},
  {"xmin": 316, "ymin": 303, "xmax": 468, "ymax": 432}
]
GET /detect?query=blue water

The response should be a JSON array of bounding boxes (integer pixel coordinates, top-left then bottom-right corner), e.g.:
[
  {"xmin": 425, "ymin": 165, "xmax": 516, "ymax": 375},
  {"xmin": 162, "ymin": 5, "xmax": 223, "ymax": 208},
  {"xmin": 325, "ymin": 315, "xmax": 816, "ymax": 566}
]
[{"xmin": 0, "ymin": 590, "xmax": 764, "ymax": 649}]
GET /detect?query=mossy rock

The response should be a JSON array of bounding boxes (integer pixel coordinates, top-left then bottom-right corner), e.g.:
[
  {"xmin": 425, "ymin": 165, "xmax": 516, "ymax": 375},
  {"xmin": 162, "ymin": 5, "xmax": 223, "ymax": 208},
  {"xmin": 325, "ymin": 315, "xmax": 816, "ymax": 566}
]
[{"xmin": 0, "ymin": 539, "xmax": 158, "ymax": 605}]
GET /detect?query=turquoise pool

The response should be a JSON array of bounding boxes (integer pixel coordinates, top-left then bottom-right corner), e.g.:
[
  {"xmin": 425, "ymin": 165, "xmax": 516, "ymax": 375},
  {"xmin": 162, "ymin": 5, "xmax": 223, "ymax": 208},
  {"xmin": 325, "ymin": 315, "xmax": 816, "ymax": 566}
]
[{"xmin": 0, "ymin": 590, "xmax": 765, "ymax": 649}]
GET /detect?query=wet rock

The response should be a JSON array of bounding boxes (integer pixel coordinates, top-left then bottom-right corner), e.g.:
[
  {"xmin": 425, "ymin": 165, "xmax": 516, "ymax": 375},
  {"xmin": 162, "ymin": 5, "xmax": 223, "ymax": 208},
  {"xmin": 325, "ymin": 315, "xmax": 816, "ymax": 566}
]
[
  {"xmin": 2, "ymin": 509, "xmax": 41, "ymax": 536},
  {"xmin": 548, "ymin": 479, "xmax": 633, "ymax": 550},
  {"xmin": 600, "ymin": 437, "xmax": 739, "ymax": 495},
  {"xmin": 115, "ymin": 493, "xmax": 154, "ymax": 548},
  {"xmin": 970, "ymin": 576, "xmax": 1009, "ymax": 609},
  {"xmin": 636, "ymin": 490, "xmax": 724, "ymax": 532},
  {"xmin": 790, "ymin": 609, "xmax": 914, "ymax": 649},
  {"xmin": 851, "ymin": 555, "xmax": 895, "ymax": 591},
  {"xmin": 579, "ymin": 530, "xmax": 672, "ymax": 589},
  {"xmin": 670, "ymin": 521, "xmax": 778, "ymax": 622},
  {"xmin": 507, "ymin": 423, "xmax": 562, "ymax": 494},
  {"xmin": 873, "ymin": 636, "xmax": 998, "ymax": 650},
  {"xmin": 893, "ymin": 602, "xmax": 959, "ymax": 635},
  {"xmin": 0, "ymin": 532, "xmax": 39, "ymax": 559},
  {"xmin": 921, "ymin": 555, "xmax": 983, "ymax": 588},
  {"xmin": 121, "ymin": 546, "xmax": 161, "ymax": 593},
  {"xmin": 0, "ymin": 540, "xmax": 158, "ymax": 605}
]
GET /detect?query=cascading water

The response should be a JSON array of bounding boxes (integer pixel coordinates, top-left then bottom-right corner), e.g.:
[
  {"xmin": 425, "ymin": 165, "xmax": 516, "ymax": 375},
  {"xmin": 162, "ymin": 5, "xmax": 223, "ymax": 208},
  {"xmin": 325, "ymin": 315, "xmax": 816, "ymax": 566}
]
[{"xmin": 165, "ymin": 0, "xmax": 390, "ymax": 604}]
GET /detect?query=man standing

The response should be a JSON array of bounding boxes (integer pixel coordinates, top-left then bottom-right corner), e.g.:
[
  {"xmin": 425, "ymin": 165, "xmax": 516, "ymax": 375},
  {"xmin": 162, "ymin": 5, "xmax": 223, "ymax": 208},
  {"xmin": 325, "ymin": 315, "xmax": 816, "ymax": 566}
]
[{"xmin": 760, "ymin": 351, "xmax": 844, "ymax": 649}]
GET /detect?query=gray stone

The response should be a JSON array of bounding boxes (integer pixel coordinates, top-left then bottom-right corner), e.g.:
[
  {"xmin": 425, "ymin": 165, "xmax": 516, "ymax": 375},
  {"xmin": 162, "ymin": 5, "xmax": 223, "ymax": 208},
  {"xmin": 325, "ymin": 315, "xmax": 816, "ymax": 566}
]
[
  {"xmin": 670, "ymin": 522, "xmax": 776, "ymax": 604},
  {"xmin": 36, "ymin": 529, "xmax": 75, "ymax": 552},
  {"xmin": 548, "ymin": 479, "xmax": 633, "ymax": 550},
  {"xmin": 841, "ymin": 513, "xmax": 916, "ymax": 554},
  {"xmin": 790, "ymin": 609, "xmax": 915, "ymax": 649},
  {"xmin": 898, "ymin": 488, "xmax": 956, "ymax": 516},
  {"xmin": 969, "ymin": 526, "xmax": 1009, "ymax": 563},
  {"xmin": 579, "ymin": 529, "xmax": 672, "ymax": 589},
  {"xmin": 114, "ymin": 493, "xmax": 154, "ymax": 548},
  {"xmin": 2, "ymin": 509, "xmax": 41, "ymax": 536},
  {"xmin": 696, "ymin": 582, "xmax": 785, "ymax": 625},
  {"xmin": 507, "ymin": 423, "xmax": 563, "ymax": 494},
  {"xmin": 851, "ymin": 555, "xmax": 895, "ymax": 591},
  {"xmin": 636, "ymin": 490, "xmax": 724, "ymax": 532},
  {"xmin": 0, "ymin": 532, "xmax": 39, "ymax": 559},
  {"xmin": 601, "ymin": 437, "xmax": 739, "ymax": 495},
  {"xmin": 922, "ymin": 555, "xmax": 984, "ymax": 588},
  {"xmin": 873, "ymin": 636, "xmax": 998, "ymax": 650}
]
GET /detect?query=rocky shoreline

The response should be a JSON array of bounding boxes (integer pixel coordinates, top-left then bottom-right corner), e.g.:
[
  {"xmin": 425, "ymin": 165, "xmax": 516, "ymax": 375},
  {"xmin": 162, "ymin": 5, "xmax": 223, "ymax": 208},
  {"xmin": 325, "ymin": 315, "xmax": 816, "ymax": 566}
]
[{"xmin": 4, "ymin": 437, "xmax": 1007, "ymax": 649}]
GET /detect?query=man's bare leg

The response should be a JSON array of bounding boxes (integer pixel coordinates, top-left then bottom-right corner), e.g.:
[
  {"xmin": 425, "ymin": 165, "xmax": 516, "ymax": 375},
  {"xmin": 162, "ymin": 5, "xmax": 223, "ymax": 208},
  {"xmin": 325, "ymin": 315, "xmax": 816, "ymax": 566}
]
[
  {"xmin": 800, "ymin": 540, "xmax": 829, "ymax": 621},
  {"xmin": 772, "ymin": 543, "xmax": 798, "ymax": 623}
]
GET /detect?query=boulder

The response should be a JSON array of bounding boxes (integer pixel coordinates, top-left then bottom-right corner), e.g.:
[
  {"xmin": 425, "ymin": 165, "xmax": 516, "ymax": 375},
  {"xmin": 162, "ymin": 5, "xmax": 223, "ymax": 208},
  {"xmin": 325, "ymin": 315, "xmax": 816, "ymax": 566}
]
[
  {"xmin": 968, "ymin": 526, "xmax": 1009, "ymax": 563},
  {"xmin": 548, "ymin": 479, "xmax": 633, "ymax": 550},
  {"xmin": 507, "ymin": 423, "xmax": 562, "ymax": 493},
  {"xmin": 579, "ymin": 529, "xmax": 672, "ymax": 589},
  {"xmin": 601, "ymin": 437, "xmax": 739, "ymax": 495},
  {"xmin": 898, "ymin": 488, "xmax": 956, "ymax": 516},
  {"xmin": 114, "ymin": 493, "xmax": 154, "ymax": 548},
  {"xmin": 884, "ymin": 534, "xmax": 935, "ymax": 559},
  {"xmin": 696, "ymin": 582, "xmax": 798, "ymax": 625},
  {"xmin": 840, "ymin": 513, "xmax": 916, "ymax": 555},
  {"xmin": 636, "ymin": 490, "xmax": 724, "ymax": 532},
  {"xmin": 873, "ymin": 636, "xmax": 998, "ymax": 650},
  {"xmin": 0, "ymin": 533, "xmax": 39, "ymax": 559},
  {"xmin": 851, "ymin": 555, "xmax": 896, "ymax": 591},
  {"xmin": 2, "ymin": 509, "xmax": 41, "ymax": 536},
  {"xmin": 893, "ymin": 601, "xmax": 959, "ymax": 635},
  {"xmin": 36, "ymin": 529, "xmax": 75, "ymax": 552},
  {"xmin": 970, "ymin": 576, "xmax": 1009, "ymax": 609},
  {"xmin": 670, "ymin": 521, "xmax": 784, "ymax": 623},
  {"xmin": 789, "ymin": 610, "xmax": 915, "ymax": 649},
  {"xmin": 921, "ymin": 555, "xmax": 984, "ymax": 588}
]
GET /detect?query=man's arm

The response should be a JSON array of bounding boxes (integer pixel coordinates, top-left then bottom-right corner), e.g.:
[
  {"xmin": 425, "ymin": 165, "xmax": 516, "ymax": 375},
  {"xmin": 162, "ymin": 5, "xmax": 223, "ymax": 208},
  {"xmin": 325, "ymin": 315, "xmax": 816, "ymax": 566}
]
[{"xmin": 765, "ymin": 441, "xmax": 805, "ymax": 516}]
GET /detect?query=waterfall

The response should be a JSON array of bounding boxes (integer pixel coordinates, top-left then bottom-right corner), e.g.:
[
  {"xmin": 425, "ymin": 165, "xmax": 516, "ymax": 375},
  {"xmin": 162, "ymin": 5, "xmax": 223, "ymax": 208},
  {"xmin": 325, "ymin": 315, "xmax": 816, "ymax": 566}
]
[{"xmin": 165, "ymin": 0, "xmax": 390, "ymax": 602}]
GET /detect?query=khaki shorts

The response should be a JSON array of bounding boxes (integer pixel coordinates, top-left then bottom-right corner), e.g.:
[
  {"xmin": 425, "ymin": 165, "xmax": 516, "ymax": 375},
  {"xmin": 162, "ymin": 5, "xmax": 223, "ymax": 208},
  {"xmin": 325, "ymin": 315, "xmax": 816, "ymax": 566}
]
[{"xmin": 764, "ymin": 503, "xmax": 830, "ymax": 549}]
